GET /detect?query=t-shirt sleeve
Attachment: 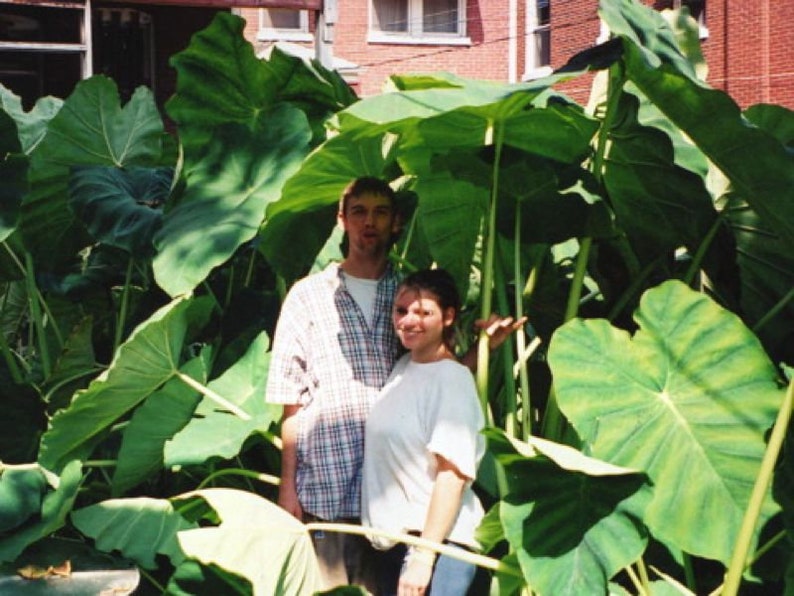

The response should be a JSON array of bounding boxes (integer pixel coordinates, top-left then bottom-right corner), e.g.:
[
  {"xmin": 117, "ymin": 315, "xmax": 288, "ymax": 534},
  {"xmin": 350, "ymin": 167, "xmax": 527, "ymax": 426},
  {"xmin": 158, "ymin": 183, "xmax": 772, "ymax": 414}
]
[{"xmin": 426, "ymin": 365, "xmax": 485, "ymax": 480}]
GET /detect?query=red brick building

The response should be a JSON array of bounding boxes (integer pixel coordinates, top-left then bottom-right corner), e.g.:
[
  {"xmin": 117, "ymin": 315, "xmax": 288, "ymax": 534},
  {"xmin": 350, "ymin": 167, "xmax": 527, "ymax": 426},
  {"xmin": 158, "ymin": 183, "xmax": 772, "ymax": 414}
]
[
  {"xmin": 1, "ymin": 1, "xmax": 791, "ymax": 110},
  {"xmin": 237, "ymin": 1, "xmax": 794, "ymax": 109}
]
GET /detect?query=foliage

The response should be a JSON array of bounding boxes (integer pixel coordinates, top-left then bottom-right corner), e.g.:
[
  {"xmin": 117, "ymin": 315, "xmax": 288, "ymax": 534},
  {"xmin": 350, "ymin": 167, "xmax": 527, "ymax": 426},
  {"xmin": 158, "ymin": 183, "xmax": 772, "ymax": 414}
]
[{"xmin": 0, "ymin": 1, "xmax": 792, "ymax": 594}]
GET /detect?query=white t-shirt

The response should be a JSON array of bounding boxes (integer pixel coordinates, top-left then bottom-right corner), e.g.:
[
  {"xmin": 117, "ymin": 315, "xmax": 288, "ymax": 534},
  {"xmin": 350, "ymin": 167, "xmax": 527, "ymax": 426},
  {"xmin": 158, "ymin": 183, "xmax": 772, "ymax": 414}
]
[
  {"xmin": 341, "ymin": 271, "xmax": 379, "ymax": 327},
  {"xmin": 361, "ymin": 353, "xmax": 485, "ymax": 550}
]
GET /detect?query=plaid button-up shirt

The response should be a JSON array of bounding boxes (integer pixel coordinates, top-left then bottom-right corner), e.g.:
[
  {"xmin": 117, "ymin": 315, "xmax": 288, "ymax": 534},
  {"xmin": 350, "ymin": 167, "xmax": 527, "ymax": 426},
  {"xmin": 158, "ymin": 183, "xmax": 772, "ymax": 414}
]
[{"xmin": 266, "ymin": 262, "xmax": 402, "ymax": 520}]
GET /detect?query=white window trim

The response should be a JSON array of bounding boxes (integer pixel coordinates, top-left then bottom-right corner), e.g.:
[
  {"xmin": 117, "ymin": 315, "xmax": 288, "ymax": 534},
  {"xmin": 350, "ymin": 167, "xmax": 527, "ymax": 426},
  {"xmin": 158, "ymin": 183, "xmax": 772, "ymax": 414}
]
[
  {"xmin": 367, "ymin": 0, "xmax": 470, "ymax": 46},
  {"xmin": 522, "ymin": 0, "xmax": 550, "ymax": 80},
  {"xmin": 257, "ymin": 9, "xmax": 313, "ymax": 43}
]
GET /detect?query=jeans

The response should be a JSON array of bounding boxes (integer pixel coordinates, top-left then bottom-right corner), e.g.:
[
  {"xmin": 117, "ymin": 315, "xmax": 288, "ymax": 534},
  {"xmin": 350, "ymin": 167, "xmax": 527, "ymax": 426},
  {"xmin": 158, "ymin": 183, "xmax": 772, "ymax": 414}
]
[{"xmin": 376, "ymin": 543, "xmax": 477, "ymax": 595}]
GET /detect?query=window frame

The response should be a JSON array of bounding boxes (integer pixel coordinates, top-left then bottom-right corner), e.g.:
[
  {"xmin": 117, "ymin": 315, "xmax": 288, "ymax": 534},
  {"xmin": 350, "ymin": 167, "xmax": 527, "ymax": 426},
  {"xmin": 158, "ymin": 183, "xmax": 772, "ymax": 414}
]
[
  {"xmin": 523, "ymin": 0, "xmax": 551, "ymax": 80},
  {"xmin": 257, "ymin": 8, "xmax": 312, "ymax": 42},
  {"xmin": 368, "ymin": 0, "xmax": 471, "ymax": 46}
]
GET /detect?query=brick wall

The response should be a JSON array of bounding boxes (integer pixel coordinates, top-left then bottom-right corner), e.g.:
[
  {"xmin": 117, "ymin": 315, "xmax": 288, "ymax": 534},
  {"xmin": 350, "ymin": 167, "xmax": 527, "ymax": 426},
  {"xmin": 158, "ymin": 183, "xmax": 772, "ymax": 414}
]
[{"xmin": 238, "ymin": 1, "xmax": 794, "ymax": 109}]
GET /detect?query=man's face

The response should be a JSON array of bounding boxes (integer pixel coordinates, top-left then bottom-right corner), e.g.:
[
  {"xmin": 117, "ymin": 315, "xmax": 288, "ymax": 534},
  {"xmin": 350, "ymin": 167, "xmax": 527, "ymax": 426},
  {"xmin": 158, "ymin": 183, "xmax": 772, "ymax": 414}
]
[{"xmin": 339, "ymin": 192, "xmax": 400, "ymax": 257}]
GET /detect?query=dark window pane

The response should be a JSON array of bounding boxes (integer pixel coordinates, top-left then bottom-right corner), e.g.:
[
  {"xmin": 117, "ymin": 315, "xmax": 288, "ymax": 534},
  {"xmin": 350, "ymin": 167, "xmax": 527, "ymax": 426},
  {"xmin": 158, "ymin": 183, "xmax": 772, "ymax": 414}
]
[{"xmin": 424, "ymin": 0, "xmax": 457, "ymax": 34}]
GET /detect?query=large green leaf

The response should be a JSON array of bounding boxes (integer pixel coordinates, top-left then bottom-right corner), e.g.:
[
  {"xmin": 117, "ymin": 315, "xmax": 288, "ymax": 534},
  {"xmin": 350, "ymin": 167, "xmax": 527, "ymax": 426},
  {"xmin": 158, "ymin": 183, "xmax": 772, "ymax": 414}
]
[
  {"xmin": 68, "ymin": 166, "xmax": 170, "ymax": 257},
  {"xmin": 548, "ymin": 280, "xmax": 784, "ymax": 563},
  {"xmin": 722, "ymin": 190, "xmax": 794, "ymax": 362},
  {"xmin": 409, "ymin": 170, "xmax": 489, "ymax": 296},
  {"xmin": 333, "ymin": 72, "xmax": 569, "ymax": 133},
  {"xmin": 603, "ymin": 0, "xmax": 794, "ymax": 251},
  {"xmin": 41, "ymin": 317, "xmax": 100, "ymax": 413},
  {"xmin": 0, "ymin": 85, "xmax": 62, "ymax": 155},
  {"xmin": 71, "ymin": 496, "xmax": 196, "ymax": 569},
  {"xmin": 487, "ymin": 429, "xmax": 651, "ymax": 596},
  {"xmin": 604, "ymin": 93, "xmax": 717, "ymax": 263},
  {"xmin": 153, "ymin": 105, "xmax": 310, "ymax": 297},
  {"xmin": 38, "ymin": 296, "xmax": 212, "ymax": 473},
  {"xmin": 729, "ymin": 104, "xmax": 794, "ymax": 362},
  {"xmin": 259, "ymin": 131, "xmax": 394, "ymax": 280},
  {"xmin": 0, "ymin": 106, "xmax": 26, "ymax": 243},
  {"xmin": 0, "ymin": 461, "xmax": 82, "ymax": 563},
  {"xmin": 166, "ymin": 12, "xmax": 354, "ymax": 162},
  {"xmin": 165, "ymin": 333, "xmax": 278, "ymax": 466},
  {"xmin": 0, "ymin": 464, "xmax": 48, "ymax": 532},
  {"xmin": 173, "ymin": 488, "xmax": 322, "ymax": 595},
  {"xmin": 21, "ymin": 76, "xmax": 163, "ymax": 266},
  {"xmin": 112, "ymin": 353, "xmax": 209, "ymax": 496}
]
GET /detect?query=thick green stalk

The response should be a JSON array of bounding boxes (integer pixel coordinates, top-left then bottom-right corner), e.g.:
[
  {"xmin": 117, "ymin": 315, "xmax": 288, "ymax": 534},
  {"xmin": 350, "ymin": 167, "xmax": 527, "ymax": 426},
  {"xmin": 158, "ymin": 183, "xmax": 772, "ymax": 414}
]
[
  {"xmin": 683, "ymin": 211, "xmax": 725, "ymax": 286},
  {"xmin": 563, "ymin": 236, "xmax": 593, "ymax": 323},
  {"xmin": 244, "ymin": 247, "xmax": 257, "ymax": 288},
  {"xmin": 753, "ymin": 286, "xmax": 794, "ymax": 335},
  {"xmin": 476, "ymin": 120, "xmax": 505, "ymax": 416},
  {"xmin": 722, "ymin": 376, "xmax": 794, "ymax": 595},
  {"xmin": 196, "ymin": 468, "xmax": 280, "ymax": 489},
  {"xmin": 224, "ymin": 263, "xmax": 235, "ymax": 308},
  {"xmin": 544, "ymin": 63, "xmax": 625, "ymax": 440},
  {"xmin": 113, "ymin": 257, "xmax": 135, "ymax": 354},
  {"xmin": 0, "ymin": 287, "xmax": 23, "ymax": 383},
  {"xmin": 24, "ymin": 252, "xmax": 51, "ymax": 377},
  {"xmin": 513, "ymin": 211, "xmax": 532, "ymax": 439},
  {"xmin": 175, "ymin": 371, "xmax": 251, "ymax": 421},
  {"xmin": 494, "ymin": 247, "xmax": 518, "ymax": 437}
]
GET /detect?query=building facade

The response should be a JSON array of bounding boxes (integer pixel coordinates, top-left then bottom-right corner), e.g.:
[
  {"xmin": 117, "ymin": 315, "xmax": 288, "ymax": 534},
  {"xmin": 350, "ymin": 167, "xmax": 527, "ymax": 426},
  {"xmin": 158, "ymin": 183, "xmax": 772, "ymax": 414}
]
[
  {"xmin": 1, "ymin": 1, "xmax": 791, "ymax": 111},
  {"xmin": 237, "ymin": 1, "xmax": 794, "ymax": 109}
]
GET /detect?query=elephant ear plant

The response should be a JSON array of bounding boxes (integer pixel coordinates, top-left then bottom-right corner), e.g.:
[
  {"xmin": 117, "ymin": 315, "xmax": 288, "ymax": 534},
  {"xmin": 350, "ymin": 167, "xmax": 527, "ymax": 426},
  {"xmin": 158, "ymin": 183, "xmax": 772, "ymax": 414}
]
[{"xmin": 0, "ymin": 1, "xmax": 793, "ymax": 594}]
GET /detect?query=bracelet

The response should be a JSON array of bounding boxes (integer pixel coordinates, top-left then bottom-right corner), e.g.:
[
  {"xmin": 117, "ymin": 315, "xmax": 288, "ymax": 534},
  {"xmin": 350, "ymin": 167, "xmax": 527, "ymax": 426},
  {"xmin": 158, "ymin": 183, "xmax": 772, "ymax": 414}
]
[{"xmin": 405, "ymin": 546, "xmax": 437, "ymax": 567}]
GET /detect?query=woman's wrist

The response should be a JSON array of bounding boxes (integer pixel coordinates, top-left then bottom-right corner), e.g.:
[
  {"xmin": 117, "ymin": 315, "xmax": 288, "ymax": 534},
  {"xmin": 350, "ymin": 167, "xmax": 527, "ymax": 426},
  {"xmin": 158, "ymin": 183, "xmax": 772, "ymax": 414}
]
[{"xmin": 405, "ymin": 545, "xmax": 437, "ymax": 566}]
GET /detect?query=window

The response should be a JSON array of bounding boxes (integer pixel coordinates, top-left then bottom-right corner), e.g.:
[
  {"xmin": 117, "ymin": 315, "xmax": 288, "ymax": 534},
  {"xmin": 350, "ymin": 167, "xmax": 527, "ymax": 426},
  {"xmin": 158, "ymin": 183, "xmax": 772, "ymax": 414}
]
[
  {"xmin": 369, "ymin": 0, "xmax": 469, "ymax": 44},
  {"xmin": 524, "ymin": 0, "xmax": 551, "ymax": 78},
  {"xmin": 0, "ymin": 3, "xmax": 91, "ymax": 108},
  {"xmin": 257, "ymin": 9, "xmax": 311, "ymax": 42}
]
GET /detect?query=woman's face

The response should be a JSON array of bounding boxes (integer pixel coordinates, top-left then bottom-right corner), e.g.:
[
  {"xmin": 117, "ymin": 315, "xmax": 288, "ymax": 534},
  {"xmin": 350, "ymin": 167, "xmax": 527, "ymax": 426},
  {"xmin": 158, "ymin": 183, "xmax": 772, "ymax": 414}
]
[{"xmin": 392, "ymin": 286, "xmax": 455, "ymax": 362}]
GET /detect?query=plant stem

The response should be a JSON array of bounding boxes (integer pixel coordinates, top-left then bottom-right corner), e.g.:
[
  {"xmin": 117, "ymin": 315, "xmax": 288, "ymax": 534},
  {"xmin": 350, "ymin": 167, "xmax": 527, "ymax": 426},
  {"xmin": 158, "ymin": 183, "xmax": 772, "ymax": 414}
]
[
  {"xmin": 0, "ymin": 289, "xmax": 23, "ymax": 383},
  {"xmin": 514, "ymin": 208, "xmax": 532, "ymax": 439},
  {"xmin": 196, "ymin": 468, "xmax": 280, "ymax": 490},
  {"xmin": 623, "ymin": 564, "xmax": 644, "ymax": 594},
  {"xmin": 722, "ymin": 376, "xmax": 794, "ymax": 595},
  {"xmin": 175, "ymin": 371, "xmax": 251, "ymax": 421},
  {"xmin": 137, "ymin": 568, "xmax": 166, "ymax": 594},
  {"xmin": 114, "ymin": 257, "xmax": 134, "ymax": 354},
  {"xmin": 84, "ymin": 460, "xmax": 117, "ymax": 467},
  {"xmin": 683, "ymin": 211, "xmax": 725, "ymax": 286},
  {"xmin": 24, "ymin": 252, "xmax": 51, "ymax": 377},
  {"xmin": 244, "ymin": 247, "xmax": 256, "ymax": 288},
  {"xmin": 563, "ymin": 237, "xmax": 592, "ymax": 322},
  {"xmin": 752, "ymin": 286, "xmax": 794, "ymax": 334},
  {"xmin": 476, "ymin": 120, "xmax": 504, "ymax": 418},
  {"xmin": 494, "ymin": 244, "xmax": 518, "ymax": 436},
  {"xmin": 225, "ymin": 264, "xmax": 234, "ymax": 308},
  {"xmin": 305, "ymin": 522, "xmax": 524, "ymax": 579}
]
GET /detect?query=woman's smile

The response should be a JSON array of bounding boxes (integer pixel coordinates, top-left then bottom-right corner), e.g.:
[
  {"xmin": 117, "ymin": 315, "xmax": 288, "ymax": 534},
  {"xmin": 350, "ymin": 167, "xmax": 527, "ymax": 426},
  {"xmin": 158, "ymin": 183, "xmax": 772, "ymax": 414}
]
[{"xmin": 392, "ymin": 287, "xmax": 454, "ymax": 362}]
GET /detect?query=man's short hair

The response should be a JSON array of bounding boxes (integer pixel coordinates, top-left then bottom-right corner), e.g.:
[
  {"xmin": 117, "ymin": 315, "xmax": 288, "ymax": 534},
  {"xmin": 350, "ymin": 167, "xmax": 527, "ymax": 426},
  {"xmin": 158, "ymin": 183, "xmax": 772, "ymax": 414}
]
[{"xmin": 339, "ymin": 177, "xmax": 396, "ymax": 214}]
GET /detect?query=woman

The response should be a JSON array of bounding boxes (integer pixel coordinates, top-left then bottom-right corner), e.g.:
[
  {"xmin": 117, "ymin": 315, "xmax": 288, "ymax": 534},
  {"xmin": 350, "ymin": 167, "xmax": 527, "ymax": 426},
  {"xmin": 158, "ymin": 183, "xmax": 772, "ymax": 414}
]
[{"xmin": 362, "ymin": 269, "xmax": 485, "ymax": 596}]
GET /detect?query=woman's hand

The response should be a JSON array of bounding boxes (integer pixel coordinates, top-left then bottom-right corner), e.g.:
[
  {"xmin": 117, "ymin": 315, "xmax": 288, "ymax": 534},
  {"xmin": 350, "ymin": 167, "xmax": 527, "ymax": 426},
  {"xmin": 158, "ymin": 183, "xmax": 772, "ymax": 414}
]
[
  {"xmin": 399, "ymin": 548, "xmax": 435, "ymax": 595},
  {"xmin": 475, "ymin": 313, "xmax": 528, "ymax": 350}
]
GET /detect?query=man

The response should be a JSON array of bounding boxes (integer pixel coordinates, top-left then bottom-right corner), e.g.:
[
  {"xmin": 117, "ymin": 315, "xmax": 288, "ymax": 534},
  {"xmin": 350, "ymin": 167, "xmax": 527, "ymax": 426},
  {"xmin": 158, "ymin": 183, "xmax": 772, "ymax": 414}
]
[
  {"xmin": 266, "ymin": 176, "xmax": 522, "ymax": 590},
  {"xmin": 267, "ymin": 176, "xmax": 402, "ymax": 590}
]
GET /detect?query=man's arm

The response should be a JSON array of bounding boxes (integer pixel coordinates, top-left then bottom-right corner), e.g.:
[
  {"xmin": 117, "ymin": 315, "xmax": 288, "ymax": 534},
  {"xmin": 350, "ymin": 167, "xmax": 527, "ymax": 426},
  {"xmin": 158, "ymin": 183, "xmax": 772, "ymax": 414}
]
[{"xmin": 277, "ymin": 404, "xmax": 303, "ymax": 520}]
